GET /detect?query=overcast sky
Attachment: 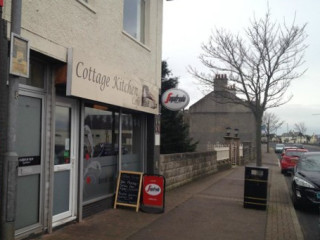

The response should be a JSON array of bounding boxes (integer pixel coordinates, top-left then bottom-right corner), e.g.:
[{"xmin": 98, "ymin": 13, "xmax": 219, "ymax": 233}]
[{"xmin": 162, "ymin": 0, "xmax": 320, "ymax": 135}]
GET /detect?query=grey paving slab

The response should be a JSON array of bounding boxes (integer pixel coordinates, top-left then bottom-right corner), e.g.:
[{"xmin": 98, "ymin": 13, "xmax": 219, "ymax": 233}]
[
  {"xmin": 263, "ymin": 149, "xmax": 304, "ymax": 240},
  {"xmin": 129, "ymin": 167, "xmax": 266, "ymax": 240}
]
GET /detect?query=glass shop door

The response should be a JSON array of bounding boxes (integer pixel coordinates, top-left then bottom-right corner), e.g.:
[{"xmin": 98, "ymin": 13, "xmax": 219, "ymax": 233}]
[
  {"xmin": 52, "ymin": 98, "xmax": 78, "ymax": 226},
  {"xmin": 16, "ymin": 94, "xmax": 44, "ymax": 235}
]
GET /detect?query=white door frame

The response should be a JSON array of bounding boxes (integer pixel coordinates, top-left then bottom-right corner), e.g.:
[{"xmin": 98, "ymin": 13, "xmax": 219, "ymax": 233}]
[
  {"xmin": 52, "ymin": 97, "xmax": 78, "ymax": 227},
  {"xmin": 15, "ymin": 91, "xmax": 46, "ymax": 236}
]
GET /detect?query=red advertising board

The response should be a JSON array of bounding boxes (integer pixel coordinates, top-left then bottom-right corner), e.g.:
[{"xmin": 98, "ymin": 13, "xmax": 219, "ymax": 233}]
[
  {"xmin": 0, "ymin": 0, "xmax": 3, "ymax": 7},
  {"xmin": 142, "ymin": 175, "xmax": 165, "ymax": 207}
]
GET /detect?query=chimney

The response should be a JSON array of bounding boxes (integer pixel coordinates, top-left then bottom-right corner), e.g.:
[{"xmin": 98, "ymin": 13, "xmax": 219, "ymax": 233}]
[{"xmin": 214, "ymin": 73, "xmax": 228, "ymax": 92}]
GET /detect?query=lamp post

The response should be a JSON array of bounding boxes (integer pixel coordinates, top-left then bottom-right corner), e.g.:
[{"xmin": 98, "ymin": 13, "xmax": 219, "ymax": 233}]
[
  {"xmin": 2, "ymin": 1, "xmax": 21, "ymax": 239},
  {"xmin": 234, "ymin": 128, "xmax": 239, "ymax": 138},
  {"xmin": 225, "ymin": 127, "xmax": 231, "ymax": 137}
]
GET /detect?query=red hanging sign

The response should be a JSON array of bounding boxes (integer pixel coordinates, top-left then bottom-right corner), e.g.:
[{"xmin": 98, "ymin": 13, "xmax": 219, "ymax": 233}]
[
  {"xmin": 142, "ymin": 175, "xmax": 165, "ymax": 207},
  {"xmin": 0, "ymin": 0, "xmax": 3, "ymax": 7}
]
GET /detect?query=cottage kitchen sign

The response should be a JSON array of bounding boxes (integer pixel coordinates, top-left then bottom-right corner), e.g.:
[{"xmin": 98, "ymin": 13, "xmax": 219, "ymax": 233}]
[
  {"xmin": 67, "ymin": 49, "xmax": 159, "ymax": 115},
  {"xmin": 161, "ymin": 88, "xmax": 190, "ymax": 111}
]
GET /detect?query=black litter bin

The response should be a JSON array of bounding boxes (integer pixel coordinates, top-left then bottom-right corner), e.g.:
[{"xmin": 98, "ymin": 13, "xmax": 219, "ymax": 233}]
[{"xmin": 244, "ymin": 165, "xmax": 268, "ymax": 210}]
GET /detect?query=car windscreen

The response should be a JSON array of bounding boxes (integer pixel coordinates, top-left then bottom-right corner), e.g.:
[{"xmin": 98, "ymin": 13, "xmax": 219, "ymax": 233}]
[{"xmin": 300, "ymin": 156, "xmax": 320, "ymax": 171}]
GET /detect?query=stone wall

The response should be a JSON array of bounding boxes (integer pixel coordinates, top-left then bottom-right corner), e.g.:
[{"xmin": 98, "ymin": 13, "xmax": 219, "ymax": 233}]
[
  {"xmin": 159, "ymin": 151, "xmax": 232, "ymax": 190},
  {"xmin": 242, "ymin": 141, "xmax": 255, "ymax": 163}
]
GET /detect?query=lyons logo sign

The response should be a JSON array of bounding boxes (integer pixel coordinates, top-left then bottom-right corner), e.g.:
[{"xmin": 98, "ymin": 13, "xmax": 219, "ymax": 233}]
[{"xmin": 161, "ymin": 88, "xmax": 190, "ymax": 111}]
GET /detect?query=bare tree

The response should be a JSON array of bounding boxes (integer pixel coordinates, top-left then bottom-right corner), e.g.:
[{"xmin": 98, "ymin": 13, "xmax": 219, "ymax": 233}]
[
  {"xmin": 189, "ymin": 10, "xmax": 307, "ymax": 166},
  {"xmin": 294, "ymin": 122, "xmax": 307, "ymax": 135},
  {"xmin": 262, "ymin": 112, "xmax": 284, "ymax": 153}
]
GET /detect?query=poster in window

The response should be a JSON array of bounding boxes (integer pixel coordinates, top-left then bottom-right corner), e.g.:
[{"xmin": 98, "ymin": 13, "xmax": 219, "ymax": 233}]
[{"xmin": 9, "ymin": 33, "xmax": 30, "ymax": 78}]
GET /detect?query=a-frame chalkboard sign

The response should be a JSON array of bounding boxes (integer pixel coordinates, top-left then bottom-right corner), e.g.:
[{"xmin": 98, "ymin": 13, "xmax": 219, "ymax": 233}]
[{"xmin": 114, "ymin": 171, "xmax": 143, "ymax": 212}]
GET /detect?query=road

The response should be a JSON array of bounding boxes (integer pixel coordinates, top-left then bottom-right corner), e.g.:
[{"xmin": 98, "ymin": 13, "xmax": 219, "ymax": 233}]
[{"xmin": 270, "ymin": 143, "xmax": 320, "ymax": 240}]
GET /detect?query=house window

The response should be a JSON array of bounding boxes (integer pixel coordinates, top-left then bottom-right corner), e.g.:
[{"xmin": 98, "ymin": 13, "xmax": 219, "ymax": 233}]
[{"xmin": 123, "ymin": 0, "xmax": 146, "ymax": 43}]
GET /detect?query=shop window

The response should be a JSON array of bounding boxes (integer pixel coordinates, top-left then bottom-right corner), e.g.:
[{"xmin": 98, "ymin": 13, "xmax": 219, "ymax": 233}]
[
  {"xmin": 83, "ymin": 105, "xmax": 119, "ymax": 203},
  {"xmin": 121, "ymin": 112, "xmax": 144, "ymax": 172},
  {"xmin": 123, "ymin": 0, "xmax": 146, "ymax": 43}
]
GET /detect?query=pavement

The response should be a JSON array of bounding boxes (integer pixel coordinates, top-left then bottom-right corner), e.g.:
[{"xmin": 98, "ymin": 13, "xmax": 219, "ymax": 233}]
[{"xmin": 35, "ymin": 145, "xmax": 304, "ymax": 240}]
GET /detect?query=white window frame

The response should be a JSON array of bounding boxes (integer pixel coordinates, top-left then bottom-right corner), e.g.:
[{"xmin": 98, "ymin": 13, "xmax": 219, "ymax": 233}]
[{"xmin": 123, "ymin": 0, "xmax": 147, "ymax": 43}]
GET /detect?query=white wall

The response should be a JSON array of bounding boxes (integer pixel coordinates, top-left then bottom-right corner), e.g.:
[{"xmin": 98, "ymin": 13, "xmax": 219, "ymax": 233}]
[{"xmin": 3, "ymin": 0, "xmax": 163, "ymax": 91}]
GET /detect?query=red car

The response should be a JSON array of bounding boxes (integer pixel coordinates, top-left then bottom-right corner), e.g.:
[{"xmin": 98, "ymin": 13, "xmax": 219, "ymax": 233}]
[{"xmin": 280, "ymin": 148, "xmax": 308, "ymax": 174}]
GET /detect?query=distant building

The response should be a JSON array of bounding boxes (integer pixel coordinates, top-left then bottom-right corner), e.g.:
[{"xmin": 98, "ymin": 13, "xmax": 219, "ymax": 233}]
[
  {"xmin": 308, "ymin": 134, "xmax": 320, "ymax": 144},
  {"xmin": 281, "ymin": 131, "xmax": 307, "ymax": 144},
  {"xmin": 270, "ymin": 134, "xmax": 281, "ymax": 143},
  {"xmin": 185, "ymin": 74, "xmax": 256, "ymax": 152}
]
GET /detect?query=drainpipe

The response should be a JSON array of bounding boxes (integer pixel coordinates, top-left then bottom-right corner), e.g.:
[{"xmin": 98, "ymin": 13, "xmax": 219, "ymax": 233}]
[
  {"xmin": 1, "ymin": 1, "xmax": 22, "ymax": 239},
  {"xmin": 0, "ymin": 2, "xmax": 9, "ymax": 239}
]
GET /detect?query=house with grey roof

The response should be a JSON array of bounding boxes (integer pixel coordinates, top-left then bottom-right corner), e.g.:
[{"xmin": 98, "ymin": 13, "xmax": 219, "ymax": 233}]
[{"xmin": 185, "ymin": 74, "xmax": 256, "ymax": 152}]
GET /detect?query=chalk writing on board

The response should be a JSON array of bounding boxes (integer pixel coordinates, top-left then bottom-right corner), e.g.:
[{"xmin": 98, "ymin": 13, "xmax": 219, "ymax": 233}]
[{"xmin": 114, "ymin": 171, "xmax": 143, "ymax": 212}]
